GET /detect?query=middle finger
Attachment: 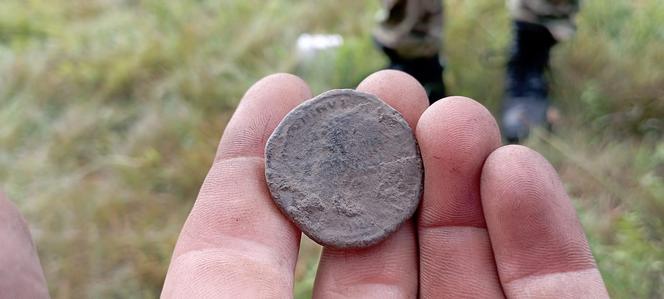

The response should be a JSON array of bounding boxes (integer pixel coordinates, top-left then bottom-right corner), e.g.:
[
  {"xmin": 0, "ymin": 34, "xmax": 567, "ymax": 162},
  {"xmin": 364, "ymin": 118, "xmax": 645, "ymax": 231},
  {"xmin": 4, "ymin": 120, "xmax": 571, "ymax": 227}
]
[{"xmin": 312, "ymin": 70, "xmax": 428, "ymax": 298}]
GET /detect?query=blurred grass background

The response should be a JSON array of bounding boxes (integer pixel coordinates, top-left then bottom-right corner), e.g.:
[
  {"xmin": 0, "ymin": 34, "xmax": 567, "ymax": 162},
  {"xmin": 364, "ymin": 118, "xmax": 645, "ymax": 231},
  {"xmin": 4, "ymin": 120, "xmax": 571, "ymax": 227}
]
[{"xmin": 0, "ymin": 0, "xmax": 662, "ymax": 298}]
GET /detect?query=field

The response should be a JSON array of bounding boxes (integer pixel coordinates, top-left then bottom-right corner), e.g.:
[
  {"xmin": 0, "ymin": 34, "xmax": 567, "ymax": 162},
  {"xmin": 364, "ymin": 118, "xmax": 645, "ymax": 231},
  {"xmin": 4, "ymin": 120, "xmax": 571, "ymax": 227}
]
[{"xmin": 0, "ymin": 0, "xmax": 662, "ymax": 298}]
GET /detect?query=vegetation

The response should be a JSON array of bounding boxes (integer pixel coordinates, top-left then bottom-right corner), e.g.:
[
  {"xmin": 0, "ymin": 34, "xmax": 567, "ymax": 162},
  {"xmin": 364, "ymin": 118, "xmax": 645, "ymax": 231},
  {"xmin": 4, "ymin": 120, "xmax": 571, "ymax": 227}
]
[{"xmin": 0, "ymin": 0, "xmax": 661, "ymax": 298}]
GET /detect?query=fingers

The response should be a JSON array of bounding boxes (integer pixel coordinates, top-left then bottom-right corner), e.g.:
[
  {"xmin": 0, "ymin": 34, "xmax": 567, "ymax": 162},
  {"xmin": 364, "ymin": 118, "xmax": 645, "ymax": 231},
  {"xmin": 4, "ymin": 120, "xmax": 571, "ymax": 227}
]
[
  {"xmin": 312, "ymin": 70, "xmax": 428, "ymax": 298},
  {"xmin": 313, "ymin": 223, "xmax": 419, "ymax": 298},
  {"xmin": 481, "ymin": 145, "xmax": 608, "ymax": 298},
  {"xmin": 416, "ymin": 97, "xmax": 505, "ymax": 297},
  {"xmin": 215, "ymin": 73, "xmax": 313, "ymax": 160},
  {"xmin": 162, "ymin": 74, "xmax": 312, "ymax": 298},
  {"xmin": 0, "ymin": 192, "xmax": 49, "ymax": 298},
  {"xmin": 355, "ymin": 70, "xmax": 429, "ymax": 130}
]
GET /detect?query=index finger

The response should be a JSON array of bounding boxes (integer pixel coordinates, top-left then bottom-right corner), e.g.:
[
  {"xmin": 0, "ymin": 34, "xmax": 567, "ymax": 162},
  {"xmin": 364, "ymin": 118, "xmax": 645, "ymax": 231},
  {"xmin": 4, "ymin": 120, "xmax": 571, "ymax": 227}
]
[{"xmin": 162, "ymin": 73, "xmax": 311, "ymax": 298}]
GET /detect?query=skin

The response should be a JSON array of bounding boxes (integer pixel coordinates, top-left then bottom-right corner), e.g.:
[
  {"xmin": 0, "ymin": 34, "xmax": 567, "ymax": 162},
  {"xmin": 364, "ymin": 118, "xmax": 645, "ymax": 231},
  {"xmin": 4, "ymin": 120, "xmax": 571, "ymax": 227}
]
[
  {"xmin": 0, "ymin": 192, "xmax": 49, "ymax": 298},
  {"xmin": 162, "ymin": 70, "xmax": 608, "ymax": 298},
  {"xmin": 0, "ymin": 70, "xmax": 609, "ymax": 298}
]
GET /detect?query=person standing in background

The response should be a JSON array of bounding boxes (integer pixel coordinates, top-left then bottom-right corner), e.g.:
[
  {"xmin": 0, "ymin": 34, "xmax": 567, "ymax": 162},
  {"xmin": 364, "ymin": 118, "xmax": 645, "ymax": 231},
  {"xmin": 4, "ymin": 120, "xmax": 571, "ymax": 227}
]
[{"xmin": 373, "ymin": 0, "xmax": 579, "ymax": 143}]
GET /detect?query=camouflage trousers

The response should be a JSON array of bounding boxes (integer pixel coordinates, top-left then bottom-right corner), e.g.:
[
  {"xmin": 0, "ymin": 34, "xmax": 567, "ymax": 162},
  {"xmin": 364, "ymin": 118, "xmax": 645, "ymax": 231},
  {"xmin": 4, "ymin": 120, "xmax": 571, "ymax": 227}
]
[{"xmin": 374, "ymin": 0, "xmax": 579, "ymax": 58}]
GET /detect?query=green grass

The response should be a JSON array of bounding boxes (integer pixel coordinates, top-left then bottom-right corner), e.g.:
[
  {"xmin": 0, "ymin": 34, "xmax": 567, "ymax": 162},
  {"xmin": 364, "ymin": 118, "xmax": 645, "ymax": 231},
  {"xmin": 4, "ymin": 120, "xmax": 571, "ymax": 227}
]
[{"xmin": 0, "ymin": 0, "xmax": 662, "ymax": 298}]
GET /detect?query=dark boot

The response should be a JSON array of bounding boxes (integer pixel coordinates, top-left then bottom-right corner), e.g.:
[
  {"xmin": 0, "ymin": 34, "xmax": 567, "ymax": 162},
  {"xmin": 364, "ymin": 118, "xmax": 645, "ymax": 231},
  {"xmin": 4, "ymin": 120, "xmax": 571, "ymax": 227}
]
[
  {"xmin": 502, "ymin": 21, "xmax": 557, "ymax": 143},
  {"xmin": 379, "ymin": 44, "xmax": 446, "ymax": 105}
]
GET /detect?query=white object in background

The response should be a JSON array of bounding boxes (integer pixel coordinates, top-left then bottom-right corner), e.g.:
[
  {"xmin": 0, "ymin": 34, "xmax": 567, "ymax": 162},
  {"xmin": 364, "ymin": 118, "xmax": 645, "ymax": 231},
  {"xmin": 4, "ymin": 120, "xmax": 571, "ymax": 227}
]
[{"xmin": 296, "ymin": 33, "xmax": 344, "ymax": 60}]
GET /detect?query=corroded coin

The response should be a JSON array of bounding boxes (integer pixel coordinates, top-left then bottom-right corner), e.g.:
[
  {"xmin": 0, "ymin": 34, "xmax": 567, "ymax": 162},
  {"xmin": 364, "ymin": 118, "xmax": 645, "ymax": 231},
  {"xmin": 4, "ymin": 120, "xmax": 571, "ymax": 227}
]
[{"xmin": 265, "ymin": 89, "xmax": 423, "ymax": 249}]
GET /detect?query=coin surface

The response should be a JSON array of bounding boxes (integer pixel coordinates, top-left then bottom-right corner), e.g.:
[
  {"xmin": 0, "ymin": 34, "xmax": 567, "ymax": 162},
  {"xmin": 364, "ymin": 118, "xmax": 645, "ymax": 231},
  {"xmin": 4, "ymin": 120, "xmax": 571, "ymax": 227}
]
[{"xmin": 265, "ymin": 89, "xmax": 423, "ymax": 248}]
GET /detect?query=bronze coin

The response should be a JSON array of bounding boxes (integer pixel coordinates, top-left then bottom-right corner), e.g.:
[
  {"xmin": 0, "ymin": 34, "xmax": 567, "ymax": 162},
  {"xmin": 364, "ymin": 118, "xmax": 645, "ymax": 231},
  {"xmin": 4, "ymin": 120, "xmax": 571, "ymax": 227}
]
[{"xmin": 265, "ymin": 89, "xmax": 423, "ymax": 248}]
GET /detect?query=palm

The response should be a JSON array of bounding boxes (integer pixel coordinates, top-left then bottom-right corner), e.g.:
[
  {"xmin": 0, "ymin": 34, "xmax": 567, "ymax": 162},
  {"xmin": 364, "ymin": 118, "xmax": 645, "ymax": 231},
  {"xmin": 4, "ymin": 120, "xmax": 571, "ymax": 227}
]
[{"xmin": 162, "ymin": 71, "xmax": 608, "ymax": 298}]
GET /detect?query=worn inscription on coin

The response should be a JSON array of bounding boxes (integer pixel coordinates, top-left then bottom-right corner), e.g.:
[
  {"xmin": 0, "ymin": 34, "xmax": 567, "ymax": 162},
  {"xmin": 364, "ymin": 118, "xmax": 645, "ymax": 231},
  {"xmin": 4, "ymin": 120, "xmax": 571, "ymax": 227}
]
[{"xmin": 265, "ymin": 89, "xmax": 423, "ymax": 248}]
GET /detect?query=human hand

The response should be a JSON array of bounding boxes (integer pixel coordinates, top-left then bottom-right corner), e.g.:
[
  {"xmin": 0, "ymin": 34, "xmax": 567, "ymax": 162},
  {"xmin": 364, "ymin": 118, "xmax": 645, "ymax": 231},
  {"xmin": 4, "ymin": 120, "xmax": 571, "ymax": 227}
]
[
  {"xmin": 0, "ymin": 192, "xmax": 49, "ymax": 298},
  {"xmin": 161, "ymin": 71, "xmax": 609, "ymax": 298}
]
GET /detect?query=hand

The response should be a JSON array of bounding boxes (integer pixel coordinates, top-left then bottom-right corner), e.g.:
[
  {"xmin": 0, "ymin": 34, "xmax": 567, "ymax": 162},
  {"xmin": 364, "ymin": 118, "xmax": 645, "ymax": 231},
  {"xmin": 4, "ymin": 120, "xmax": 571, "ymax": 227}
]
[
  {"xmin": 161, "ymin": 71, "xmax": 609, "ymax": 298},
  {"xmin": 0, "ymin": 192, "xmax": 49, "ymax": 298}
]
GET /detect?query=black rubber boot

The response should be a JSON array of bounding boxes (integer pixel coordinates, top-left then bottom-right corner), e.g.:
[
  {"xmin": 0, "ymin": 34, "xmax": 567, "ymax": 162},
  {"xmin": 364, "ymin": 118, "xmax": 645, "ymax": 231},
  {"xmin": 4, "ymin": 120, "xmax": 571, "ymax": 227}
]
[
  {"xmin": 502, "ymin": 21, "xmax": 557, "ymax": 143},
  {"xmin": 379, "ymin": 44, "xmax": 446, "ymax": 105}
]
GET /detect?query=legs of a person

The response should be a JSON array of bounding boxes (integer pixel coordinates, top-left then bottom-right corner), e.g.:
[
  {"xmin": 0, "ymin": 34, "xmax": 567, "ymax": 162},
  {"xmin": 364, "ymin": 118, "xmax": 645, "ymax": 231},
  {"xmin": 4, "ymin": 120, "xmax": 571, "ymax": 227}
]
[
  {"xmin": 373, "ymin": 0, "xmax": 579, "ymax": 139},
  {"xmin": 373, "ymin": 0, "xmax": 446, "ymax": 104},
  {"xmin": 502, "ymin": 0, "xmax": 580, "ymax": 143}
]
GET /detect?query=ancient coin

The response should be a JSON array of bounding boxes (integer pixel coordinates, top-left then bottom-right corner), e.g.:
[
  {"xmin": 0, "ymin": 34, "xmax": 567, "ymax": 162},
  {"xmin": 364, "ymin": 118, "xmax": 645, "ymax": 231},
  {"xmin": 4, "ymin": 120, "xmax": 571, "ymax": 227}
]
[{"xmin": 265, "ymin": 89, "xmax": 423, "ymax": 249}]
